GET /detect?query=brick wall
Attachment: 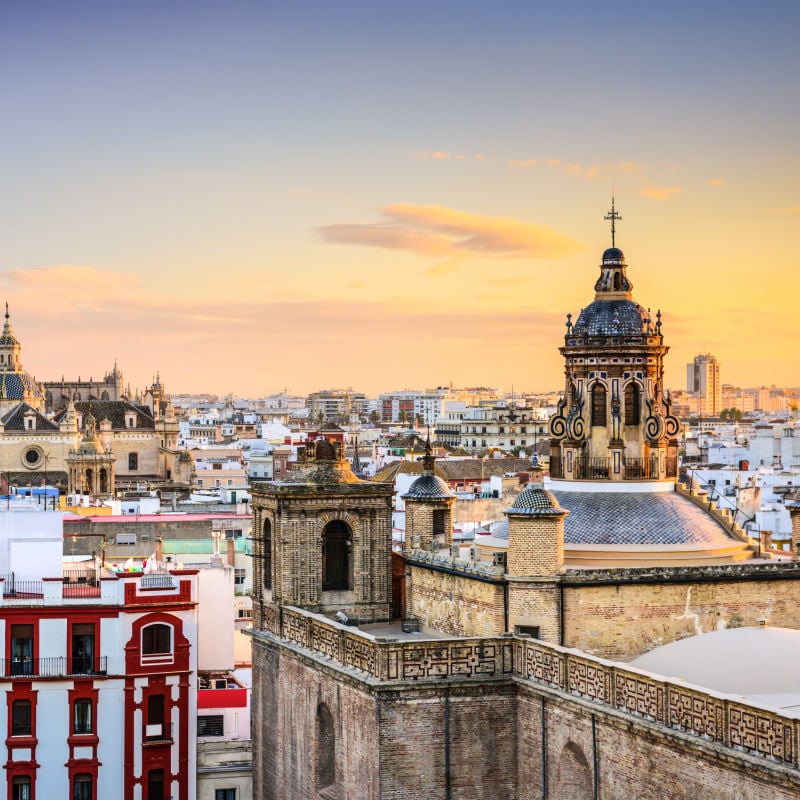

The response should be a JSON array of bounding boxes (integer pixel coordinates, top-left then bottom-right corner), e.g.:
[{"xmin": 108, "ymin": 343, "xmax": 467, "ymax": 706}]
[
  {"xmin": 407, "ymin": 563, "xmax": 504, "ymax": 636},
  {"xmin": 563, "ymin": 571, "xmax": 800, "ymax": 658},
  {"xmin": 506, "ymin": 514, "xmax": 564, "ymax": 577}
]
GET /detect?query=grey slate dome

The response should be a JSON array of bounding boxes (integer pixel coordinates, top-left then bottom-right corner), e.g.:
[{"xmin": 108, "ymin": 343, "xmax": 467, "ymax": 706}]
[
  {"xmin": 571, "ymin": 299, "xmax": 648, "ymax": 337},
  {"xmin": 403, "ymin": 474, "xmax": 453, "ymax": 500},
  {"xmin": 507, "ymin": 486, "xmax": 566, "ymax": 515}
]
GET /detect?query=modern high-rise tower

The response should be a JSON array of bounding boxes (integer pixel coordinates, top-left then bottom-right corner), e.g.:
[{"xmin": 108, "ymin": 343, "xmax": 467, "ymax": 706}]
[{"xmin": 687, "ymin": 353, "xmax": 722, "ymax": 416}]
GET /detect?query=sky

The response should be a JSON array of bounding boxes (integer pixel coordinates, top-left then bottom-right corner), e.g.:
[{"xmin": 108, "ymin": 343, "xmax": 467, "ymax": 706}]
[{"xmin": 1, "ymin": 1, "xmax": 798, "ymax": 397}]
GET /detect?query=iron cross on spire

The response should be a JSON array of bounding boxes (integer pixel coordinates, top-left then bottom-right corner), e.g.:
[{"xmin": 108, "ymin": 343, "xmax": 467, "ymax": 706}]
[{"xmin": 604, "ymin": 196, "xmax": 622, "ymax": 247}]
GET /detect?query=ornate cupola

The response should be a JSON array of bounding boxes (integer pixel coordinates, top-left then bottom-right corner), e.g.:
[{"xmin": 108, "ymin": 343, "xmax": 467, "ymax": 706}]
[
  {"xmin": 401, "ymin": 433, "xmax": 455, "ymax": 553},
  {"xmin": 548, "ymin": 200, "xmax": 680, "ymax": 483},
  {"xmin": 0, "ymin": 303, "xmax": 46, "ymax": 414}
]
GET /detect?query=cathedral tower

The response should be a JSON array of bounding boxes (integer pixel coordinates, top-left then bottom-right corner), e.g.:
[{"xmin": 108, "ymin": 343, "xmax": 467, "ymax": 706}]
[
  {"xmin": 250, "ymin": 437, "xmax": 394, "ymax": 624},
  {"xmin": 548, "ymin": 200, "xmax": 680, "ymax": 482}
]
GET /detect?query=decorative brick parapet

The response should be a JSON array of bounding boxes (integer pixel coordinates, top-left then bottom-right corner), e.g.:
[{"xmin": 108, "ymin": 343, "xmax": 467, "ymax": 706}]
[
  {"xmin": 405, "ymin": 548, "xmax": 506, "ymax": 580},
  {"xmin": 516, "ymin": 638, "xmax": 799, "ymax": 768},
  {"xmin": 258, "ymin": 603, "xmax": 800, "ymax": 770}
]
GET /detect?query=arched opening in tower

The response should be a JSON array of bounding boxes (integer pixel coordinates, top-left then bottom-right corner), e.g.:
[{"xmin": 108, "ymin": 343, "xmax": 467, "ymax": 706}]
[{"xmin": 322, "ymin": 520, "xmax": 352, "ymax": 591}]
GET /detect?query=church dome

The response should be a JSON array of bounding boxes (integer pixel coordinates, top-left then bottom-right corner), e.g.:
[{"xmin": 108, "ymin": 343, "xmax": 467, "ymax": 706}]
[
  {"xmin": 507, "ymin": 486, "xmax": 566, "ymax": 515},
  {"xmin": 571, "ymin": 299, "xmax": 649, "ymax": 337},
  {"xmin": 403, "ymin": 474, "xmax": 453, "ymax": 500}
]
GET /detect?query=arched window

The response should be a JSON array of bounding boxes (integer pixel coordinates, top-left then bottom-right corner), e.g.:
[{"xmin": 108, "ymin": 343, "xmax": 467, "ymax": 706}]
[
  {"xmin": 142, "ymin": 624, "xmax": 172, "ymax": 656},
  {"xmin": 85, "ymin": 469, "xmax": 93, "ymax": 491},
  {"xmin": 322, "ymin": 520, "xmax": 351, "ymax": 591},
  {"xmin": 263, "ymin": 518, "xmax": 272, "ymax": 590},
  {"xmin": 317, "ymin": 703, "xmax": 336, "ymax": 791},
  {"xmin": 591, "ymin": 384, "xmax": 607, "ymax": 427},
  {"xmin": 556, "ymin": 741, "xmax": 592, "ymax": 800},
  {"xmin": 99, "ymin": 468, "xmax": 108, "ymax": 494},
  {"xmin": 613, "ymin": 271, "xmax": 622, "ymax": 291},
  {"xmin": 624, "ymin": 382, "xmax": 640, "ymax": 426}
]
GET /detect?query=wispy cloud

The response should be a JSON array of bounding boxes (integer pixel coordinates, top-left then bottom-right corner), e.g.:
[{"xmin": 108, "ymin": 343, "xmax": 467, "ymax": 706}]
[
  {"xmin": 318, "ymin": 204, "xmax": 584, "ymax": 266},
  {"xmin": 412, "ymin": 151, "xmax": 487, "ymax": 162},
  {"xmin": 640, "ymin": 186, "xmax": 681, "ymax": 200},
  {"xmin": 508, "ymin": 159, "xmax": 538, "ymax": 168},
  {"xmin": 709, "ymin": 178, "xmax": 726, "ymax": 187}
]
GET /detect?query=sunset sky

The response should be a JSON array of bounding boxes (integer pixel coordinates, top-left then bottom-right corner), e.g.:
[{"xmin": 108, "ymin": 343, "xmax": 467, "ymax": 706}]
[{"xmin": 1, "ymin": 1, "xmax": 798, "ymax": 397}]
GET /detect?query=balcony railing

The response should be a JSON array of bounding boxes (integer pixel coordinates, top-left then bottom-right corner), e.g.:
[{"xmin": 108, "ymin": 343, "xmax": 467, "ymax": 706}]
[
  {"xmin": 549, "ymin": 455, "xmax": 679, "ymax": 481},
  {"xmin": 0, "ymin": 656, "xmax": 107, "ymax": 679}
]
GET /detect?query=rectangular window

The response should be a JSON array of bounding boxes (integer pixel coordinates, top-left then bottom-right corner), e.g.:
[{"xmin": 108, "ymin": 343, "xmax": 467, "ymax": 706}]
[
  {"xmin": 128, "ymin": 452, "xmax": 138, "ymax": 471},
  {"xmin": 147, "ymin": 769, "xmax": 165, "ymax": 800},
  {"xmin": 514, "ymin": 625, "xmax": 541, "ymax": 639},
  {"xmin": 71, "ymin": 623, "xmax": 95, "ymax": 674},
  {"xmin": 11, "ymin": 699, "xmax": 31, "ymax": 736},
  {"xmin": 197, "ymin": 714, "xmax": 224, "ymax": 736},
  {"xmin": 234, "ymin": 569, "xmax": 246, "ymax": 586},
  {"xmin": 73, "ymin": 774, "xmax": 92, "ymax": 800},
  {"xmin": 116, "ymin": 533, "xmax": 136, "ymax": 546},
  {"xmin": 12, "ymin": 776, "xmax": 31, "ymax": 800},
  {"xmin": 11, "ymin": 624, "xmax": 34, "ymax": 676},
  {"xmin": 215, "ymin": 790, "xmax": 236, "ymax": 800},
  {"xmin": 74, "ymin": 698, "xmax": 93, "ymax": 734}
]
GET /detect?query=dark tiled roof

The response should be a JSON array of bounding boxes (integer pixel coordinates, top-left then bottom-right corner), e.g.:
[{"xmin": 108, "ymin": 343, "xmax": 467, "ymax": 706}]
[
  {"xmin": 493, "ymin": 490, "xmax": 733, "ymax": 546},
  {"xmin": 1, "ymin": 402, "xmax": 59, "ymax": 431},
  {"xmin": 55, "ymin": 400, "xmax": 155, "ymax": 430},
  {"xmin": 373, "ymin": 457, "xmax": 533, "ymax": 484},
  {"xmin": 555, "ymin": 490, "xmax": 734, "ymax": 545}
]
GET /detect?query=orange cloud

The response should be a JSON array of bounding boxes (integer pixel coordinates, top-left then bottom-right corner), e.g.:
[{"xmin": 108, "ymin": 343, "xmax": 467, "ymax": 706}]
[
  {"xmin": 710, "ymin": 178, "xmax": 726, "ymax": 187},
  {"xmin": 508, "ymin": 159, "xmax": 538, "ymax": 168},
  {"xmin": 640, "ymin": 186, "xmax": 681, "ymax": 200},
  {"xmin": 319, "ymin": 204, "xmax": 584, "ymax": 264},
  {"xmin": 413, "ymin": 150, "xmax": 466, "ymax": 161}
]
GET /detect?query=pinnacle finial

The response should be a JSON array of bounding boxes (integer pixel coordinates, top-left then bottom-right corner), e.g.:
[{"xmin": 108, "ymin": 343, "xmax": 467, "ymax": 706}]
[{"xmin": 604, "ymin": 195, "xmax": 622, "ymax": 247}]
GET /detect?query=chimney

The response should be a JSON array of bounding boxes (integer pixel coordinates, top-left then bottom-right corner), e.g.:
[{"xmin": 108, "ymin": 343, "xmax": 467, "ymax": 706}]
[
  {"xmin": 227, "ymin": 536, "xmax": 235, "ymax": 567},
  {"xmin": 155, "ymin": 538, "xmax": 164, "ymax": 565}
]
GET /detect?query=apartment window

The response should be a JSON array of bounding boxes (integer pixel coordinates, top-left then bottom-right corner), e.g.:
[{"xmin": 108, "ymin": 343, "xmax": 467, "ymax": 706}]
[
  {"xmin": 234, "ymin": 569, "xmax": 246, "ymax": 586},
  {"xmin": 71, "ymin": 623, "xmax": 95, "ymax": 674},
  {"xmin": 73, "ymin": 773, "xmax": 92, "ymax": 800},
  {"xmin": 198, "ymin": 714, "xmax": 224, "ymax": 736},
  {"xmin": 11, "ymin": 776, "xmax": 31, "ymax": 800},
  {"xmin": 215, "ymin": 790, "xmax": 236, "ymax": 800},
  {"xmin": 10, "ymin": 624, "xmax": 34, "ymax": 676},
  {"xmin": 147, "ymin": 769, "xmax": 165, "ymax": 800},
  {"xmin": 128, "ymin": 452, "xmax": 138, "ymax": 471},
  {"xmin": 73, "ymin": 698, "xmax": 93, "ymax": 734},
  {"xmin": 142, "ymin": 624, "xmax": 172, "ymax": 657},
  {"xmin": 11, "ymin": 699, "xmax": 31, "ymax": 736}
]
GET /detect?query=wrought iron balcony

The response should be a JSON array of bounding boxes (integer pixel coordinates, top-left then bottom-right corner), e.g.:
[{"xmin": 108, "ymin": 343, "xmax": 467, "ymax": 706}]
[{"xmin": 0, "ymin": 656, "xmax": 108, "ymax": 679}]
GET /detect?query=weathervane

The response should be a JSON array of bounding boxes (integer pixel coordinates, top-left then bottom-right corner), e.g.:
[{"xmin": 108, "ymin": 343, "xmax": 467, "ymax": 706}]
[{"xmin": 604, "ymin": 194, "xmax": 622, "ymax": 247}]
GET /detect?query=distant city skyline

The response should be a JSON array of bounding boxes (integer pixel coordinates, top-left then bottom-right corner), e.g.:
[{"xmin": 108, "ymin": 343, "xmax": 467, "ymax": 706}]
[{"xmin": 1, "ymin": 1, "xmax": 798, "ymax": 396}]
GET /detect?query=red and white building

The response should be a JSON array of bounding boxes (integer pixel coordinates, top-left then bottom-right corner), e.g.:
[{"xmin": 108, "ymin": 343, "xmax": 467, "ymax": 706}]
[{"xmin": 0, "ymin": 507, "xmax": 198, "ymax": 800}]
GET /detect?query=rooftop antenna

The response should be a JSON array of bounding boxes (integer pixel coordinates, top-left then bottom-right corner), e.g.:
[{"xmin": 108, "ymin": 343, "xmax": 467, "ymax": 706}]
[{"xmin": 604, "ymin": 192, "xmax": 622, "ymax": 247}]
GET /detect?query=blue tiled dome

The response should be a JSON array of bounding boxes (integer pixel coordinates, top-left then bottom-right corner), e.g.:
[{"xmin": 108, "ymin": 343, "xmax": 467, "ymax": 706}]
[
  {"xmin": 403, "ymin": 474, "xmax": 453, "ymax": 500},
  {"xmin": 602, "ymin": 247, "xmax": 625, "ymax": 265},
  {"xmin": 507, "ymin": 487, "xmax": 566, "ymax": 515},
  {"xmin": 571, "ymin": 299, "xmax": 648, "ymax": 336}
]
